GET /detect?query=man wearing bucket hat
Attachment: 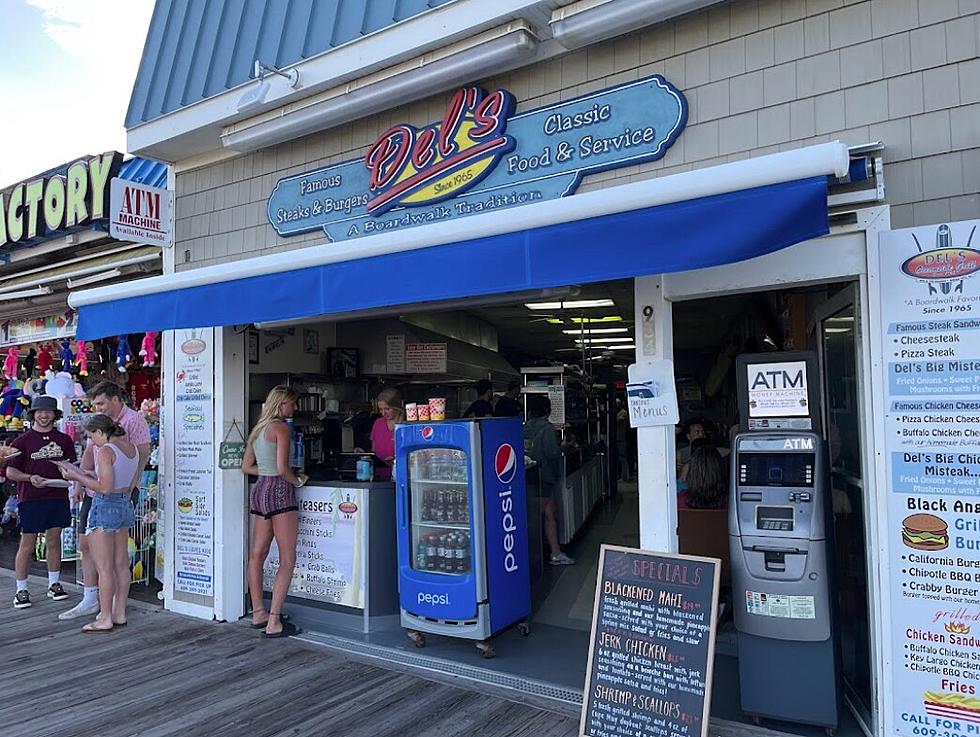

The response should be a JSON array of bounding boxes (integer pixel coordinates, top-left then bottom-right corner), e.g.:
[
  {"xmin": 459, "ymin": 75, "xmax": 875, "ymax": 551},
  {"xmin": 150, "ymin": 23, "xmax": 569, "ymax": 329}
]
[{"xmin": 5, "ymin": 395, "xmax": 77, "ymax": 608}]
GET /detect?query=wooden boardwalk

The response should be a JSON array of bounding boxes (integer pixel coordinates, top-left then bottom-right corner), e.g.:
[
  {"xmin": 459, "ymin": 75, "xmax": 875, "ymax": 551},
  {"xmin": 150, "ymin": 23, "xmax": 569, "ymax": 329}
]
[{"xmin": 0, "ymin": 571, "xmax": 579, "ymax": 737}]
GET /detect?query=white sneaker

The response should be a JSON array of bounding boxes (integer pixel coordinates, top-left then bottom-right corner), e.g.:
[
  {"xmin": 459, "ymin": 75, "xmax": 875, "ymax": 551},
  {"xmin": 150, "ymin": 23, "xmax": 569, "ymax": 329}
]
[
  {"xmin": 58, "ymin": 601, "xmax": 100, "ymax": 620},
  {"xmin": 549, "ymin": 552, "xmax": 575, "ymax": 566}
]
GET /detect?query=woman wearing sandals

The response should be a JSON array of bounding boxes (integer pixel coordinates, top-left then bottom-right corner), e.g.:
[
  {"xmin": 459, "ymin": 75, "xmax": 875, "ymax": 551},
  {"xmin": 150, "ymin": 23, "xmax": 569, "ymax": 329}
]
[
  {"xmin": 57, "ymin": 414, "xmax": 138, "ymax": 633},
  {"xmin": 241, "ymin": 385, "xmax": 305, "ymax": 638}
]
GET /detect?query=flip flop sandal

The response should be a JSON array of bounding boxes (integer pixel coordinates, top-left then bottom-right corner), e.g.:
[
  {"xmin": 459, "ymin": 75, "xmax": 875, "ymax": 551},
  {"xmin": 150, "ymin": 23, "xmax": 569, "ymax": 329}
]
[
  {"xmin": 263, "ymin": 620, "xmax": 301, "ymax": 639},
  {"xmin": 112, "ymin": 621, "xmax": 128, "ymax": 627},
  {"xmin": 251, "ymin": 613, "xmax": 290, "ymax": 630}
]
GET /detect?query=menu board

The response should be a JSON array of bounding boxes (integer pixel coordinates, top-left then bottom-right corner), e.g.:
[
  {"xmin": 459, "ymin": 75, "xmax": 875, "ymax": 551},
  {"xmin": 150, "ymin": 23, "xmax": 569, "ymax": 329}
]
[
  {"xmin": 580, "ymin": 545, "xmax": 720, "ymax": 737},
  {"xmin": 405, "ymin": 342, "xmax": 447, "ymax": 373},
  {"xmin": 878, "ymin": 221, "xmax": 980, "ymax": 734},
  {"xmin": 173, "ymin": 328, "xmax": 215, "ymax": 597},
  {"xmin": 264, "ymin": 485, "xmax": 365, "ymax": 608}
]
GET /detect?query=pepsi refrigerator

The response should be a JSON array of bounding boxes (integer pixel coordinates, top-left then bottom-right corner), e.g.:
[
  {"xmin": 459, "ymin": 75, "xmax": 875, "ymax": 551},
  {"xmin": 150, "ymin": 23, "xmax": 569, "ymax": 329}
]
[{"xmin": 395, "ymin": 417, "xmax": 531, "ymax": 657}]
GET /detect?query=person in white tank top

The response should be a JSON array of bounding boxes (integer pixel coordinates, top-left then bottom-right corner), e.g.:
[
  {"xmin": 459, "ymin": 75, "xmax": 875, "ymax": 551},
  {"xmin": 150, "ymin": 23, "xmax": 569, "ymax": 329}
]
[{"xmin": 58, "ymin": 414, "xmax": 139, "ymax": 633}]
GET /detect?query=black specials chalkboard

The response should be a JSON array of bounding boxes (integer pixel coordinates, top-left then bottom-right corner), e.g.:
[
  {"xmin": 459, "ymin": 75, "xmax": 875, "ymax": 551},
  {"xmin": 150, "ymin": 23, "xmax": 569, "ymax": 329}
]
[{"xmin": 580, "ymin": 545, "xmax": 721, "ymax": 737}]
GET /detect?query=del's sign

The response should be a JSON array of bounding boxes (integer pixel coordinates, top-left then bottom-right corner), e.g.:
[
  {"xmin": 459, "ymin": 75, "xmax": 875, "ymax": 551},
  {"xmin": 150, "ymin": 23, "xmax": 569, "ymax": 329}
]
[{"xmin": 267, "ymin": 74, "xmax": 687, "ymax": 242}]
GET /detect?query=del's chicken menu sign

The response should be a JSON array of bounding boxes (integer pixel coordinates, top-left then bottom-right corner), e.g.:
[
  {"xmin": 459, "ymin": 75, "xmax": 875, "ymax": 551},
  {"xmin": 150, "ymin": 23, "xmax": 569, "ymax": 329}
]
[
  {"xmin": 879, "ymin": 220, "xmax": 980, "ymax": 734},
  {"xmin": 267, "ymin": 74, "xmax": 687, "ymax": 242}
]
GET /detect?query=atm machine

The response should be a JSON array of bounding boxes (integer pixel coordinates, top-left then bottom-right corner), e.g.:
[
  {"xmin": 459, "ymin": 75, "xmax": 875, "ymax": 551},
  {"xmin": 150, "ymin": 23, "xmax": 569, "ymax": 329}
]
[{"xmin": 730, "ymin": 352, "xmax": 840, "ymax": 732}]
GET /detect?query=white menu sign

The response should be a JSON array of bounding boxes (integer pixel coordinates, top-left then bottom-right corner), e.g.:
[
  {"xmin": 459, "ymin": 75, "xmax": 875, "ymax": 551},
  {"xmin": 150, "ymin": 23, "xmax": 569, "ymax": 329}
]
[
  {"xmin": 879, "ymin": 221, "xmax": 980, "ymax": 735},
  {"xmin": 263, "ymin": 485, "xmax": 364, "ymax": 608},
  {"xmin": 173, "ymin": 328, "xmax": 215, "ymax": 597},
  {"xmin": 405, "ymin": 342, "xmax": 447, "ymax": 373},
  {"xmin": 386, "ymin": 334, "xmax": 406, "ymax": 373}
]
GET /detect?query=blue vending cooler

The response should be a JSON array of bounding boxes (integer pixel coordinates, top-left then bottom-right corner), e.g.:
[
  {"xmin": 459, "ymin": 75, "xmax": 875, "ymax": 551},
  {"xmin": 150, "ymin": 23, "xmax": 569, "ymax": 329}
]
[{"xmin": 395, "ymin": 417, "xmax": 531, "ymax": 657}]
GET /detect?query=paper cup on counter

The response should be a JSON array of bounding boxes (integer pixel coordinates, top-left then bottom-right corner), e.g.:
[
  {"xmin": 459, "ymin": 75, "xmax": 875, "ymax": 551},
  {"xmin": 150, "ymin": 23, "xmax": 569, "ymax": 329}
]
[
  {"xmin": 417, "ymin": 403, "xmax": 431, "ymax": 421},
  {"xmin": 428, "ymin": 398, "xmax": 446, "ymax": 421},
  {"xmin": 405, "ymin": 403, "xmax": 418, "ymax": 421}
]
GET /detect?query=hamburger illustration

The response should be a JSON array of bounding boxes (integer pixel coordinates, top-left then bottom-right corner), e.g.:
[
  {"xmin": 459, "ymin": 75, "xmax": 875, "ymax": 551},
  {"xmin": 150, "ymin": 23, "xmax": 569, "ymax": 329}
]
[
  {"xmin": 177, "ymin": 497, "xmax": 193, "ymax": 514},
  {"xmin": 924, "ymin": 692, "xmax": 980, "ymax": 724},
  {"xmin": 902, "ymin": 514, "xmax": 949, "ymax": 551}
]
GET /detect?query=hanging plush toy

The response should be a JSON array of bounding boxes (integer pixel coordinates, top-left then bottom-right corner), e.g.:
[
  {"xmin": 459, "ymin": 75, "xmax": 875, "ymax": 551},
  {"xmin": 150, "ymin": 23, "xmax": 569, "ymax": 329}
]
[
  {"xmin": 24, "ymin": 347, "xmax": 37, "ymax": 378},
  {"xmin": 98, "ymin": 341, "xmax": 113, "ymax": 375},
  {"xmin": 0, "ymin": 380, "xmax": 29, "ymax": 430},
  {"xmin": 3, "ymin": 347, "xmax": 19, "ymax": 380},
  {"xmin": 139, "ymin": 332, "xmax": 157, "ymax": 367},
  {"xmin": 74, "ymin": 340, "xmax": 89, "ymax": 377},
  {"xmin": 116, "ymin": 335, "xmax": 131, "ymax": 373},
  {"xmin": 59, "ymin": 339, "xmax": 74, "ymax": 373},
  {"xmin": 37, "ymin": 343, "xmax": 53, "ymax": 375}
]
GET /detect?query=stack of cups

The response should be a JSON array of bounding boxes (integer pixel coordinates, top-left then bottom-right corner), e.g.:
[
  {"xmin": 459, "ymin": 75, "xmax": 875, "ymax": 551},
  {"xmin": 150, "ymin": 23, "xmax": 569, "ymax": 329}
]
[
  {"xmin": 429, "ymin": 398, "xmax": 446, "ymax": 421},
  {"xmin": 417, "ymin": 403, "xmax": 431, "ymax": 421},
  {"xmin": 405, "ymin": 403, "xmax": 418, "ymax": 421}
]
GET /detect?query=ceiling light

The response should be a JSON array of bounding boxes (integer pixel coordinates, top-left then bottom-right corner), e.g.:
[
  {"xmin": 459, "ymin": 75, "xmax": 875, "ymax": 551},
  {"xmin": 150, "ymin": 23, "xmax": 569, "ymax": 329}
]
[
  {"xmin": 0, "ymin": 286, "xmax": 53, "ymax": 301},
  {"xmin": 574, "ymin": 337, "xmax": 634, "ymax": 344},
  {"xmin": 603, "ymin": 345, "xmax": 637, "ymax": 351},
  {"xmin": 562, "ymin": 328, "xmax": 629, "ymax": 335},
  {"xmin": 525, "ymin": 299, "xmax": 615, "ymax": 310},
  {"xmin": 824, "ymin": 327, "xmax": 852, "ymax": 334}
]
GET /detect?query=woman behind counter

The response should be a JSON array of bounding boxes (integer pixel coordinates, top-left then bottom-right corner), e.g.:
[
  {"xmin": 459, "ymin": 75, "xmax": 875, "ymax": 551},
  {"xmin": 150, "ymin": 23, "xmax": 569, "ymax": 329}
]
[
  {"xmin": 241, "ymin": 385, "xmax": 305, "ymax": 638},
  {"xmin": 368, "ymin": 388, "xmax": 405, "ymax": 481}
]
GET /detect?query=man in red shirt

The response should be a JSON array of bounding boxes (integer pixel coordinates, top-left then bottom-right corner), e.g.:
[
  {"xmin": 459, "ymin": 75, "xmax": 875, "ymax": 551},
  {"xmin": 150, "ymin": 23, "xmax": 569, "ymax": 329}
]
[{"xmin": 6, "ymin": 395, "xmax": 77, "ymax": 609}]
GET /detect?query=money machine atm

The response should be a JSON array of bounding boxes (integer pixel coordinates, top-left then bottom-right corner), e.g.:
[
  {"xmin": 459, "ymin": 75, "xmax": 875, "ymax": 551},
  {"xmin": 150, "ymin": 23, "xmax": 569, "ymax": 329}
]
[{"xmin": 730, "ymin": 352, "xmax": 840, "ymax": 731}]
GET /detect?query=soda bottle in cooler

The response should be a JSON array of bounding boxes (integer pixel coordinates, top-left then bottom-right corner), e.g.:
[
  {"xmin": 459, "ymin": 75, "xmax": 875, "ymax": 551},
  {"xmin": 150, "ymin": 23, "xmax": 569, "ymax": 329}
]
[
  {"xmin": 415, "ymin": 536, "xmax": 428, "ymax": 570},
  {"xmin": 436, "ymin": 534, "xmax": 447, "ymax": 572},
  {"xmin": 425, "ymin": 534, "xmax": 438, "ymax": 571},
  {"xmin": 446, "ymin": 533, "xmax": 457, "ymax": 573},
  {"xmin": 459, "ymin": 531, "xmax": 470, "ymax": 573},
  {"xmin": 454, "ymin": 531, "xmax": 466, "ymax": 573}
]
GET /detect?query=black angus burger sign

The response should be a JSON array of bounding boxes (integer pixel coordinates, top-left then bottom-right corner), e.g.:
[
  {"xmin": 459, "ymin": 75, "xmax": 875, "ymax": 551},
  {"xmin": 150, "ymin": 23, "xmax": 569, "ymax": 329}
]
[{"xmin": 580, "ymin": 545, "xmax": 720, "ymax": 737}]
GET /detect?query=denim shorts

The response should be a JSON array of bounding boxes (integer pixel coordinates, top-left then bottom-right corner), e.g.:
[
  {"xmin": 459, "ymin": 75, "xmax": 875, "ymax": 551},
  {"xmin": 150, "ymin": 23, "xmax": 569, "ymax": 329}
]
[{"xmin": 86, "ymin": 492, "xmax": 136, "ymax": 534}]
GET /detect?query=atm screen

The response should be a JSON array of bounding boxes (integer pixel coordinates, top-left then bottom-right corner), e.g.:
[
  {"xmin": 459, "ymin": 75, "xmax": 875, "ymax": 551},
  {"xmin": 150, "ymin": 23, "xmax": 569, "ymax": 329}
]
[
  {"xmin": 739, "ymin": 453, "xmax": 815, "ymax": 487},
  {"xmin": 756, "ymin": 506, "xmax": 794, "ymax": 532}
]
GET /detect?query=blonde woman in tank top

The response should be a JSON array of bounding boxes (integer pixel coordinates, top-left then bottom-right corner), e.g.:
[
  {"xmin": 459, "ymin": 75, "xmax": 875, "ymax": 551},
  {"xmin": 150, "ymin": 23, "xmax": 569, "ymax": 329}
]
[
  {"xmin": 242, "ymin": 385, "xmax": 304, "ymax": 638},
  {"xmin": 58, "ymin": 413, "xmax": 138, "ymax": 632}
]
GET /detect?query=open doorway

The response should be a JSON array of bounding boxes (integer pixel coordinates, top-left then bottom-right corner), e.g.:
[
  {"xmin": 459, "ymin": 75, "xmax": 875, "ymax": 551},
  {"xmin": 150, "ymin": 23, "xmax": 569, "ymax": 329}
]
[{"xmin": 672, "ymin": 282, "xmax": 873, "ymax": 737}]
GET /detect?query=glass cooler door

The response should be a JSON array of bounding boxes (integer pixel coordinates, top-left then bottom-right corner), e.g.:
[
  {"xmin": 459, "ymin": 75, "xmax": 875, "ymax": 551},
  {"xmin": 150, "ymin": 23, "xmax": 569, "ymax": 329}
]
[{"xmin": 407, "ymin": 448, "xmax": 472, "ymax": 575}]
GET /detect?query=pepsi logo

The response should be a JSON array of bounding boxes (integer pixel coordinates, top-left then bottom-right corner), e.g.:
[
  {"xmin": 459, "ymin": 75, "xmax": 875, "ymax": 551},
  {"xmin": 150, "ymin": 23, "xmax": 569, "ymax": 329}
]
[
  {"xmin": 421, "ymin": 426, "xmax": 434, "ymax": 440},
  {"xmin": 495, "ymin": 444, "xmax": 517, "ymax": 484}
]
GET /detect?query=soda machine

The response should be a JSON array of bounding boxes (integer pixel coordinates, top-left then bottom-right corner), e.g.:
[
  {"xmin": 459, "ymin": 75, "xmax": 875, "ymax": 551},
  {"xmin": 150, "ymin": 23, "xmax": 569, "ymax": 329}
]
[{"xmin": 395, "ymin": 417, "xmax": 531, "ymax": 658}]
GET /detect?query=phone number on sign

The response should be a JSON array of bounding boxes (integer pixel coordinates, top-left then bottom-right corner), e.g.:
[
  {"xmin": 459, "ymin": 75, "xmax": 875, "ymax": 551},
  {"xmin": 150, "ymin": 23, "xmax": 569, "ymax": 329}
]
[{"xmin": 905, "ymin": 720, "xmax": 980, "ymax": 737}]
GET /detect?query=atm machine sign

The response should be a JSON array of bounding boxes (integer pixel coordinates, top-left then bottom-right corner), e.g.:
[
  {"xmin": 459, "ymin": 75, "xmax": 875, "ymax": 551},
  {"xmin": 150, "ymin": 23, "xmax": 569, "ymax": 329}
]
[{"xmin": 783, "ymin": 437, "xmax": 814, "ymax": 450}]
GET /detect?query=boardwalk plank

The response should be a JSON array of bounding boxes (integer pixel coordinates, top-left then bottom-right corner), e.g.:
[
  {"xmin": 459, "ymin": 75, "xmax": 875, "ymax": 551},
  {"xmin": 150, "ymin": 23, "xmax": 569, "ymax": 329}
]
[{"xmin": 0, "ymin": 571, "xmax": 580, "ymax": 737}]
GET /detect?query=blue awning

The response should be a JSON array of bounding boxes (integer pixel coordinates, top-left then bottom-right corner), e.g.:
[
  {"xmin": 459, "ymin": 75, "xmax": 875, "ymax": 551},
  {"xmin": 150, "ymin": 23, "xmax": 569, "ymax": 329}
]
[{"xmin": 75, "ymin": 175, "xmax": 828, "ymax": 339}]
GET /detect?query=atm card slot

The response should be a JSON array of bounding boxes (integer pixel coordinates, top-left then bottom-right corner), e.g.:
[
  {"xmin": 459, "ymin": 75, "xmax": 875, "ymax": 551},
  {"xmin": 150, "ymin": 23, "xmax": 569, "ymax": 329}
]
[{"xmin": 740, "ymin": 492, "xmax": 763, "ymax": 502}]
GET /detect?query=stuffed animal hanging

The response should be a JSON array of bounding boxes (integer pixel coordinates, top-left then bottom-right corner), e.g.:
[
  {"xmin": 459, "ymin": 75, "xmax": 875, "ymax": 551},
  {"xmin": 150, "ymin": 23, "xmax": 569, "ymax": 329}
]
[
  {"xmin": 139, "ymin": 332, "xmax": 157, "ymax": 367},
  {"xmin": 23, "ymin": 347, "xmax": 37, "ymax": 378},
  {"xmin": 74, "ymin": 340, "xmax": 89, "ymax": 377},
  {"xmin": 2, "ymin": 347, "xmax": 19, "ymax": 380},
  {"xmin": 0, "ymin": 380, "xmax": 29, "ymax": 430},
  {"xmin": 59, "ymin": 339, "xmax": 74, "ymax": 373},
  {"xmin": 116, "ymin": 335, "xmax": 131, "ymax": 373},
  {"xmin": 98, "ymin": 341, "xmax": 113, "ymax": 375},
  {"xmin": 37, "ymin": 343, "xmax": 52, "ymax": 375}
]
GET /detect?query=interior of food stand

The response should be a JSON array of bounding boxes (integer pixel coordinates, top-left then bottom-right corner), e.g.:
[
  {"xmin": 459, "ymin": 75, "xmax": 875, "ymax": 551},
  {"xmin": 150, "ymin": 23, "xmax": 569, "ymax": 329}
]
[{"xmin": 245, "ymin": 276, "xmax": 870, "ymax": 737}]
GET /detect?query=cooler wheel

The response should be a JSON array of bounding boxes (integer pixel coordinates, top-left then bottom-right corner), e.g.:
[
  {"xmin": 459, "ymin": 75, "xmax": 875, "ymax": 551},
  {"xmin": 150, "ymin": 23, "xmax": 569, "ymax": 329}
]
[
  {"xmin": 407, "ymin": 630, "xmax": 426, "ymax": 648},
  {"xmin": 476, "ymin": 640, "xmax": 495, "ymax": 658},
  {"xmin": 517, "ymin": 621, "xmax": 531, "ymax": 637}
]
